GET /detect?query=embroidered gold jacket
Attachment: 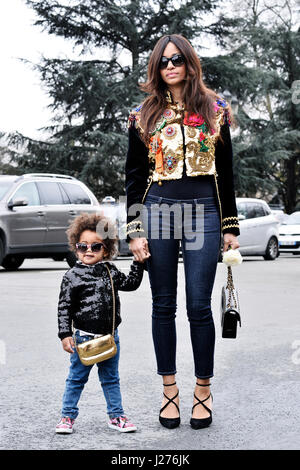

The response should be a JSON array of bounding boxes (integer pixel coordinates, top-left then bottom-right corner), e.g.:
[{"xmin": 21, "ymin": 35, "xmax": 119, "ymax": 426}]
[{"xmin": 125, "ymin": 95, "xmax": 240, "ymax": 238}]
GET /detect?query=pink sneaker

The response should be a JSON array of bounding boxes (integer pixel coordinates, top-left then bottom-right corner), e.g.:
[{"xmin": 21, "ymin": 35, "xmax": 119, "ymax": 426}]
[
  {"xmin": 55, "ymin": 417, "xmax": 75, "ymax": 434},
  {"xmin": 108, "ymin": 416, "xmax": 137, "ymax": 433}
]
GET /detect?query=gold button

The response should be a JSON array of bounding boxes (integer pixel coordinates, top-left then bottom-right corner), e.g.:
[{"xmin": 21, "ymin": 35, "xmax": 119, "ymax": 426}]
[{"xmin": 158, "ymin": 181, "xmax": 162, "ymax": 186}]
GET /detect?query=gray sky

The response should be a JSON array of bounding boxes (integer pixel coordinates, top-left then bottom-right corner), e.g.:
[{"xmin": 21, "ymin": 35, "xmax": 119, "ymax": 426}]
[
  {"xmin": 0, "ymin": 0, "xmax": 85, "ymax": 139},
  {"xmin": 0, "ymin": 0, "xmax": 221, "ymax": 141}
]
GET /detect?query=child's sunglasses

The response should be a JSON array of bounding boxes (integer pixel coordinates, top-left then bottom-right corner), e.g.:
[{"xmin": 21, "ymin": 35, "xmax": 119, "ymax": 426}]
[
  {"xmin": 75, "ymin": 242, "xmax": 104, "ymax": 253},
  {"xmin": 159, "ymin": 54, "xmax": 185, "ymax": 70}
]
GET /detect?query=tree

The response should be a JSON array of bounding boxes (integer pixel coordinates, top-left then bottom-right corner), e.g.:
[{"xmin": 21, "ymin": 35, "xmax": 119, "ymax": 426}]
[
  {"xmin": 6, "ymin": 0, "xmax": 238, "ymax": 200},
  {"xmin": 0, "ymin": 146, "xmax": 19, "ymax": 174}
]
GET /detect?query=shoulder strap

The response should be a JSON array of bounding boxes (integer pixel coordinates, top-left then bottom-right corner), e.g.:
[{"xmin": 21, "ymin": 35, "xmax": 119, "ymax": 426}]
[{"xmin": 104, "ymin": 263, "xmax": 116, "ymax": 335}]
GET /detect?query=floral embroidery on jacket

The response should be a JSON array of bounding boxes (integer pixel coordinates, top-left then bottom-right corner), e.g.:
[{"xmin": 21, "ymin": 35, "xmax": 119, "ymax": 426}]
[
  {"xmin": 149, "ymin": 134, "xmax": 164, "ymax": 174},
  {"xmin": 183, "ymin": 113, "xmax": 205, "ymax": 127},
  {"xmin": 127, "ymin": 97, "xmax": 231, "ymax": 181}
]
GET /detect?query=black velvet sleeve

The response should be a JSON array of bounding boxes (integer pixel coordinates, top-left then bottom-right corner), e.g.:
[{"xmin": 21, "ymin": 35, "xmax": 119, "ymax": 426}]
[
  {"xmin": 111, "ymin": 260, "xmax": 144, "ymax": 292},
  {"xmin": 215, "ymin": 123, "xmax": 240, "ymax": 236},
  {"xmin": 57, "ymin": 274, "xmax": 74, "ymax": 340},
  {"xmin": 125, "ymin": 125, "xmax": 150, "ymax": 239}
]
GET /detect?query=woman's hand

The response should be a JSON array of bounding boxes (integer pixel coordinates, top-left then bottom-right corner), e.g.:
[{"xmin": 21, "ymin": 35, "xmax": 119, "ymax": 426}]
[
  {"xmin": 129, "ymin": 237, "xmax": 151, "ymax": 262},
  {"xmin": 223, "ymin": 233, "xmax": 240, "ymax": 252},
  {"xmin": 62, "ymin": 336, "xmax": 75, "ymax": 354}
]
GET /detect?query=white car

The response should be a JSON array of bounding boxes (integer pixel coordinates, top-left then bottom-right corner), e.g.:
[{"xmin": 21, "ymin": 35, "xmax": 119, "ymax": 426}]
[
  {"xmin": 271, "ymin": 209, "xmax": 289, "ymax": 224},
  {"xmin": 236, "ymin": 198, "xmax": 280, "ymax": 260},
  {"xmin": 278, "ymin": 211, "xmax": 300, "ymax": 255}
]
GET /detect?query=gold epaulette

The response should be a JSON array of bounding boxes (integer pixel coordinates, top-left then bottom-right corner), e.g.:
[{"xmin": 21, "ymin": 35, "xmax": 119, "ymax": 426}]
[{"xmin": 127, "ymin": 104, "xmax": 144, "ymax": 133}]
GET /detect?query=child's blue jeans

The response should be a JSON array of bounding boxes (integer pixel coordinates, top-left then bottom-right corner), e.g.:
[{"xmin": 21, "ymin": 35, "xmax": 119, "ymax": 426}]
[{"xmin": 61, "ymin": 329, "xmax": 124, "ymax": 419}]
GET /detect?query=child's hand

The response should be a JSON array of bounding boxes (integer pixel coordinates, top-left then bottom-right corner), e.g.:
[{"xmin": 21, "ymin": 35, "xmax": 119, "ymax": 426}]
[
  {"xmin": 129, "ymin": 237, "xmax": 151, "ymax": 262},
  {"xmin": 62, "ymin": 336, "xmax": 75, "ymax": 354}
]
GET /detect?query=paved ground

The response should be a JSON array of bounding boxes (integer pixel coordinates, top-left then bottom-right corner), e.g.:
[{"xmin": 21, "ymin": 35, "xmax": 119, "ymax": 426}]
[{"xmin": 0, "ymin": 253, "xmax": 300, "ymax": 450}]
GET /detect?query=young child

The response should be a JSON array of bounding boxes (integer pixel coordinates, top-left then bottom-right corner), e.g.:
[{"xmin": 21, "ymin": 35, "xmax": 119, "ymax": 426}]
[{"xmin": 55, "ymin": 212, "xmax": 144, "ymax": 434}]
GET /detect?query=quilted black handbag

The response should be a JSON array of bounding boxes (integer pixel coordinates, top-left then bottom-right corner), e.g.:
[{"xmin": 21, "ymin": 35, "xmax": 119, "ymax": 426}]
[{"xmin": 221, "ymin": 266, "xmax": 241, "ymax": 338}]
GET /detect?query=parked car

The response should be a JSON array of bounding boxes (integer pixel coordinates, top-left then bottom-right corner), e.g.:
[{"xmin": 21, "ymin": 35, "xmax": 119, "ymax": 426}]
[
  {"xmin": 0, "ymin": 175, "xmax": 133, "ymax": 271},
  {"xmin": 0, "ymin": 173, "xmax": 104, "ymax": 270},
  {"xmin": 278, "ymin": 211, "xmax": 300, "ymax": 255},
  {"xmin": 235, "ymin": 198, "xmax": 280, "ymax": 260},
  {"xmin": 270, "ymin": 209, "xmax": 289, "ymax": 224}
]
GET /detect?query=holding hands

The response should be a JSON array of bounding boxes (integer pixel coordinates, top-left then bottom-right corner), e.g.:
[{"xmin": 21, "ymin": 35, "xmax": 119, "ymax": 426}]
[{"xmin": 129, "ymin": 237, "xmax": 151, "ymax": 263}]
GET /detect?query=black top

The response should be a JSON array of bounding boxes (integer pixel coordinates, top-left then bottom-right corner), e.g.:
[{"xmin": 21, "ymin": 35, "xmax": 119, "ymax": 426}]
[
  {"xmin": 148, "ymin": 171, "xmax": 215, "ymax": 199},
  {"xmin": 125, "ymin": 122, "xmax": 240, "ymax": 236},
  {"xmin": 57, "ymin": 260, "xmax": 144, "ymax": 340}
]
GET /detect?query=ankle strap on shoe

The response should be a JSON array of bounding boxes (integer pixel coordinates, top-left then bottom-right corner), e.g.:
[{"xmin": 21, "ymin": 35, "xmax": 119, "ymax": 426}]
[
  {"xmin": 196, "ymin": 382, "xmax": 211, "ymax": 387},
  {"xmin": 163, "ymin": 382, "xmax": 176, "ymax": 387}
]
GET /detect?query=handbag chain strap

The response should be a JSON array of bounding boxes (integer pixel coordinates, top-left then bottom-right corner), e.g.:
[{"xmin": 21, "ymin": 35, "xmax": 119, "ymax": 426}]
[
  {"xmin": 105, "ymin": 263, "xmax": 116, "ymax": 335},
  {"xmin": 226, "ymin": 266, "xmax": 238, "ymax": 310}
]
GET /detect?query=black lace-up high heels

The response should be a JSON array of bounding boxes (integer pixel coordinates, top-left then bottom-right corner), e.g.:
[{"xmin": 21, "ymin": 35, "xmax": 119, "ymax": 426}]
[
  {"xmin": 190, "ymin": 382, "xmax": 213, "ymax": 429},
  {"xmin": 159, "ymin": 382, "xmax": 180, "ymax": 429}
]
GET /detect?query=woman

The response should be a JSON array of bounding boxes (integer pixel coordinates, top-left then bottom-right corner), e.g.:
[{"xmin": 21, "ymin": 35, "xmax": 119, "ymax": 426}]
[{"xmin": 125, "ymin": 34, "xmax": 240, "ymax": 430}]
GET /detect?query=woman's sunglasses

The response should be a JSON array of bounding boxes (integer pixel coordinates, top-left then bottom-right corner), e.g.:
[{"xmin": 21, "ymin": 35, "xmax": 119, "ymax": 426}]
[
  {"xmin": 75, "ymin": 242, "xmax": 104, "ymax": 253},
  {"xmin": 159, "ymin": 54, "xmax": 185, "ymax": 70}
]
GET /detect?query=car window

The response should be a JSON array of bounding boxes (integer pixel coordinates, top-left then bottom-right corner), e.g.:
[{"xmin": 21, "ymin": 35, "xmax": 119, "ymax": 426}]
[
  {"xmin": 59, "ymin": 184, "xmax": 71, "ymax": 204},
  {"xmin": 244, "ymin": 202, "xmax": 266, "ymax": 219},
  {"xmin": 36, "ymin": 182, "xmax": 64, "ymax": 205},
  {"xmin": 61, "ymin": 183, "xmax": 91, "ymax": 205},
  {"xmin": 237, "ymin": 202, "xmax": 248, "ymax": 218},
  {"xmin": 245, "ymin": 203, "xmax": 257, "ymax": 219},
  {"xmin": 10, "ymin": 182, "xmax": 40, "ymax": 206},
  {"xmin": 253, "ymin": 203, "xmax": 266, "ymax": 218},
  {"xmin": 264, "ymin": 206, "xmax": 272, "ymax": 215}
]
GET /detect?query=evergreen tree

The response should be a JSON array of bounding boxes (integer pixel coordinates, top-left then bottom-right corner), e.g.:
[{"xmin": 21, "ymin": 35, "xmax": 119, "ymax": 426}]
[
  {"xmin": 6, "ymin": 0, "xmax": 238, "ymax": 200},
  {"xmin": 0, "ymin": 147, "xmax": 19, "ymax": 174},
  {"xmin": 202, "ymin": 0, "xmax": 300, "ymax": 212}
]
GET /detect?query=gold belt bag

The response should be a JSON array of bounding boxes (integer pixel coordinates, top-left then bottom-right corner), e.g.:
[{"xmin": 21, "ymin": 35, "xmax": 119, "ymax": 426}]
[
  {"xmin": 74, "ymin": 264, "xmax": 117, "ymax": 366},
  {"xmin": 76, "ymin": 333, "xmax": 117, "ymax": 366}
]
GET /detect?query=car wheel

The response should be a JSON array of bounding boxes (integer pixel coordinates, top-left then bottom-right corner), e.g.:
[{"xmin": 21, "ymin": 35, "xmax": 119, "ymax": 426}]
[
  {"xmin": 263, "ymin": 236, "xmax": 278, "ymax": 260},
  {"xmin": 52, "ymin": 255, "xmax": 65, "ymax": 261},
  {"xmin": 66, "ymin": 251, "xmax": 77, "ymax": 268},
  {"xmin": 1, "ymin": 254, "xmax": 25, "ymax": 271}
]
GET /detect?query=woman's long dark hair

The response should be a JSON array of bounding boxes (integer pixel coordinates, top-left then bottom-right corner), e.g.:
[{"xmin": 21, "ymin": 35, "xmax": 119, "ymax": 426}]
[{"xmin": 139, "ymin": 34, "xmax": 227, "ymax": 145}]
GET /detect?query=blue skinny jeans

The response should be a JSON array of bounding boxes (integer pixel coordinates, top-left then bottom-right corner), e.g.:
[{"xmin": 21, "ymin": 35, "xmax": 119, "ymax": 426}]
[
  {"xmin": 143, "ymin": 195, "xmax": 220, "ymax": 379},
  {"xmin": 61, "ymin": 329, "xmax": 124, "ymax": 419}
]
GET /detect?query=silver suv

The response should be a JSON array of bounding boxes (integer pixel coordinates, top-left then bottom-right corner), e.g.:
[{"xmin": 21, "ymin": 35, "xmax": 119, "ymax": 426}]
[{"xmin": 0, "ymin": 173, "xmax": 102, "ymax": 270}]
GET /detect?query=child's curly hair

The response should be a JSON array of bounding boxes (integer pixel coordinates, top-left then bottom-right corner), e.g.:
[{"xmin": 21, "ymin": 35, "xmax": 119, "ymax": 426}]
[{"xmin": 66, "ymin": 212, "xmax": 118, "ymax": 260}]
